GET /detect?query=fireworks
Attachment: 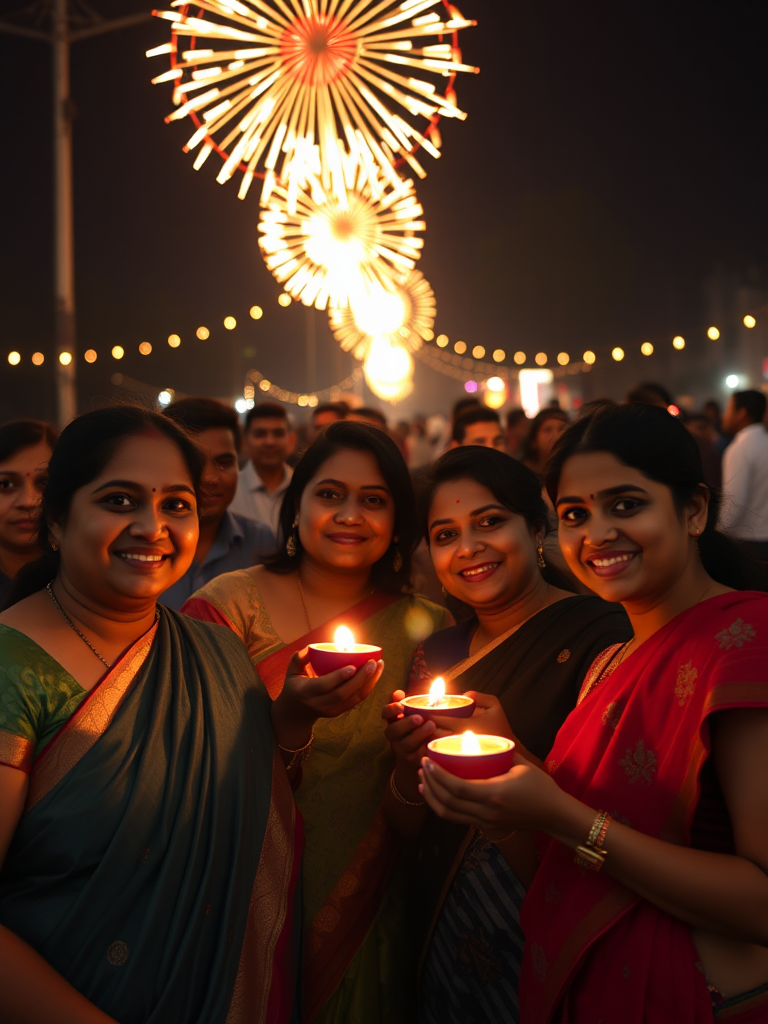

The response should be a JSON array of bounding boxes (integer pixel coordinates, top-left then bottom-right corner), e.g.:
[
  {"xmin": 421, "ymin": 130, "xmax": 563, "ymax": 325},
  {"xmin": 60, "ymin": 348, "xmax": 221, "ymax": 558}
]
[
  {"xmin": 329, "ymin": 269, "xmax": 436, "ymax": 358},
  {"xmin": 150, "ymin": 0, "xmax": 477, "ymax": 201}
]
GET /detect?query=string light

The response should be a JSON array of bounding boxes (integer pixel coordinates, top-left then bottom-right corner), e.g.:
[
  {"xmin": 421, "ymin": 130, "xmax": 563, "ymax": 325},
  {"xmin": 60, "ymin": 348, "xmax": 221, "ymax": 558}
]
[
  {"xmin": 168, "ymin": 334, "xmax": 181, "ymax": 348},
  {"xmin": 611, "ymin": 347, "xmax": 624, "ymax": 361},
  {"xmin": 707, "ymin": 327, "xmax": 720, "ymax": 341},
  {"xmin": 7, "ymin": 351, "xmax": 20, "ymax": 366},
  {"xmin": 454, "ymin": 341, "xmax": 467, "ymax": 354},
  {"xmin": 223, "ymin": 316, "xmax": 237, "ymax": 330},
  {"xmin": 196, "ymin": 326, "xmax": 210, "ymax": 340},
  {"xmin": 472, "ymin": 345, "xmax": 486, "ymax": 359},
  {"xmin": 31, "ymin": 352, "xmax": 44, "ymax": 365},
  {"xmin": 59, "ymin": 352, "xmax": 73, "ymax": 366},
  {"xmin": 436, "ymin": 334, "xmax": 449, "ymax": 348},
  {"xmin": 557, "ymin": 352, "xmax": 570, "ymax": 366},
  {"xmin": 641, "ymin": 342, "xmax": 654, "ymax": 356},
  {"xmin": 278, "ymin": 293, "xmax": 292, "ymax": 307},
  {"xmin": 493, "ymin": 349, "xmax": 506, "ymax": 362},
  {"xmin": 583, "ymin": 351, "xmax": 596, "ymax": 364},
  {"xmin": 535, "ymin": 352, "xmax": 547, "ymax": 366},
  {"xmin": 743, "ymin": 315, "xmax": 756, "ymax": 328},
  {"xmin": 672, "ymin": 336, "xmax": 685, "ymax": 350},
  {"xmin": 514, "ymin": 351, "xmax": 526, "ymax": 365},
  {"xmin": 111, "ymin": 346, "xmax": 125, "ymax": 360},
  {"xmin": 249, "ymin": 306, "xmax": 263, "ymax": 320},
  {"xmin": 139, "ymin": 342, "xmax": 153, "ymax": 355},
  {"xmin": 84, "ymin": 349, "xmax": 97, "ymax": 363}
]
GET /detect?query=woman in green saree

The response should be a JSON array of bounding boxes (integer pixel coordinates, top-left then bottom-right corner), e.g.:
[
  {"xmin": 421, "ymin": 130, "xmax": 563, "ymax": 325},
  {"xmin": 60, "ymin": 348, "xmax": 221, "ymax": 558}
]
[
  {"xmin": 183, "ymin": 421, "xmax": 450, "ymax": 1024},
  {"xmin": 0, "ymin": 406, "xmax": 372, "ymax": 1024},
  {"xmin": 381, "ymin": 446, "xmax": 631, "ymax": 1024}
]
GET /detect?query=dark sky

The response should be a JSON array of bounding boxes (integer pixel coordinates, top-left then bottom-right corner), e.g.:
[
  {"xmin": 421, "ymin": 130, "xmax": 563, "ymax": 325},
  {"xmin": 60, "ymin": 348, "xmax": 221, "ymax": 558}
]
[{"xmin": 1, "ymin": 0, "xmax": 766, "ymax": 420}]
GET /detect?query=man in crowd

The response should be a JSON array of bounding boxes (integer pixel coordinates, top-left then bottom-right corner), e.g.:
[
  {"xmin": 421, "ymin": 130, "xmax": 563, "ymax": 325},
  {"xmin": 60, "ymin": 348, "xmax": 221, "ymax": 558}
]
[
  {"xmin": 161, "ymin": 398, "xmax": 274, "ymax": 609},
  {"xmin": 309, "ymin": 401, "xmax": 347, "ymax": 441},
  {"xmin": 229, "ymin": 401, "xmax": 296, "ymax": 538},
  {"xmin": 347, "ymin": 407, "xmax": 387, "ymax": 428},
  {"xmin": 505, "ymin": 408, "xmax": 529, "ymax": 459},
  {"xmin": 451, "ymin": 406, "xmax": 506, "ymax": 450},
  {"xmin": 719, "ymin": 389, "xmax": 768, "ymax": 559}
]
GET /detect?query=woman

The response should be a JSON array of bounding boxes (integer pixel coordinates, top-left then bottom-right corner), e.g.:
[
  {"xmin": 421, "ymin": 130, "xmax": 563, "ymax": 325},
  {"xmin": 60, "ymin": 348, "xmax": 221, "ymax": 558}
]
[
  {"xmin": 419, "ymin": 404, "xmax": 768, "ymax": 1024},
  {"xmin": 0, "ymin": 405, "xmax": 366, "ymax": 1023},
  {"xmin": 521, "ymin": 408, "xmax": 569, "ymax": 479},
  {"xmin": 0, "ymin": 420, "xmax": 58, "ymax": 608},
  {"xmin": 381, "ymin": 447, "xmax": 630, "ymax": 1024},
  {"xmin": 184, "ymin": 421, "xmax": 449, "ymax": 1024}
]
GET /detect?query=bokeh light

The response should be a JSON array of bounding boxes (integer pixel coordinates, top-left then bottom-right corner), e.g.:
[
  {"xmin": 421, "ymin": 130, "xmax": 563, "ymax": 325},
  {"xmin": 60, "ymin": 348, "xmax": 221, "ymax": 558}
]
[
  {"xmin": 59, "ymin": 351, "xmax": 73, "ymax": 365},
  {"xmin": 534, "ymin": 352, "xmax": 547, "ymax": 366},
  {"xmin": 139, "ymin": 342, "xmax": 153, "ymax": 355},
  {"xmin": 436, "ymin": 334, "xmax": 449, "ymax": 348},
  {"xmin": 464, "ymin": 380, "xmax": 478, "ymax": 393},
  {"xmin": 7, "ymin": 351, "xmax": 20, "ymax": 366},
  {"xmin": 743, "ymin": 315, "xmax": 756, "ymax": 329},
  {"xmin": 611, "ymin": 347, "xmax": 625, "ymax": 361},
  {"xmin": 493, "ymin": 349, "xmax": 506, "ymax": 362},
  {"xmin": 672, "ymin": 335, "xmax": 685, "ymax": 350},
  {"xmin": 250, "ymin": 306, "xmax": 263, "ymax": 320},
  {"xmin": 641, "ymin": 342, "xmax": 654, "ymax": 356},
  {"xmin": 513, "ymin": 351, "xmax": 526, "ymax": 365},
  {"xmin": 454, "ymin": 341, "xmax": 467, "ymax": 355},
  {"xmin": 223, "ymin": 316, "xmax": 237, "ymax": 330},
  {"xmin": 168, "ymin": 334, "xmax": 181, "ymax": 348},
  {"xmin": 196, "ymin": 326, "xmax": 210, "ymax": 340},
  {"xmin": 583, "ymin": 350, "xmax": 596, "ymax": 364},
  {"xmin": 31, "ymin": 352, "xmax": 44, "ymax": 365},
  {"xmin": 707, "ymin": 327, "xmax": 720, "ymax": 341},
  {"xmin": 278, "ymin": 293, "xmax": 292, "ymax": 307},
  {"xmin": 557, "ymin": 352, "xmax": 570, "ymax": 366},
  {"xmin": 84, "ymin": 349, "xmax": 97, "ymax": 363},
  {"xmin": 472, "ymin": 345, "xmax": 486, "ymax": 360},
  {"xmin": 111, "ymin": 346, "xmax": 125, "ymax": 360}
]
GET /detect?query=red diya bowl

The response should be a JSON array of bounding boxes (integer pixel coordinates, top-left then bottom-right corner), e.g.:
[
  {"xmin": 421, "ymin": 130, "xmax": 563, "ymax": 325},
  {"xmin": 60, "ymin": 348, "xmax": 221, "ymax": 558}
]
[
  {"xmin": 426, "ymin": 735, "xmax": 515, "ymax": 780},
  {"xmin": 307, "ymin": 642, "xmax": 382, "ymax": 677},
  {"xmin": 400, "ymin": 694, "xmax": 475, "ymax": 722}
]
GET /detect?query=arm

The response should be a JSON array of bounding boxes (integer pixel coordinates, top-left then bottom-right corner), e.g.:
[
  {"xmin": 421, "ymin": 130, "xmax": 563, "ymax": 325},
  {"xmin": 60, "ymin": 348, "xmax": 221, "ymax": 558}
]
[
  {"xmin": 419, "ymin": 708, "xmax": 768, "ymax": 945},
  {"xmin": 719, "ymin": 439, "xmax": 750, "ymax": 533},
  {"xmin": 0, "ymin": 766, "xmax": 118, "ymax": 1024}
]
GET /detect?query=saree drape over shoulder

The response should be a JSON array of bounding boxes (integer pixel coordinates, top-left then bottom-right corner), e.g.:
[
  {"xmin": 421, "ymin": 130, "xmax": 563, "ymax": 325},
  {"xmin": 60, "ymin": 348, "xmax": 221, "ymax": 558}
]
[
  {"xmin": 519, "ymin": 591, "xmax": 768, "ymax": 1024},
  {"xmin": 413, "ymin": 596, "xmax": 631, "ymax": 1024},
  {"xmin": 183, "ymin": 569, "xmax": 450, "ymax": 1024},
  {"xmin": 0, "ymin": 607, "xmax": 300, "ymax": 1024}
]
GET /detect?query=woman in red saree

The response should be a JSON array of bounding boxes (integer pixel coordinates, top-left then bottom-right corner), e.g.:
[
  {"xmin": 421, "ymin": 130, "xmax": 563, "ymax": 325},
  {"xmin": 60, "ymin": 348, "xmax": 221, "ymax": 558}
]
[
  {"xmin": 184, "ymin": 421, "xmax": 449, "ymax": 1024},
  {"xmin": 418, "ymin": 404, "xmax": 768, "ymax": 1023}
]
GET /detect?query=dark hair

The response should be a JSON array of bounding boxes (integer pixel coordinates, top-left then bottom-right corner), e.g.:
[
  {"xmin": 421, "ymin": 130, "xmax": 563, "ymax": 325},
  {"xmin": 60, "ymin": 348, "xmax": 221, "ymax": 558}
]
[
  {"xmin": 506, "ymin": 408, "xmax": 528, "ymax": 430},
  {"xmin": 451, "ymin": 397, "xmax": 481, "ymax": 421},
  {"xmin": 351, "ymin": 407, "xmax": 388, "ymax": 428},
  {"xmin": 244, "ymin": 401, "xmax": 289, "ymax": 431},
  {"xmin": 544, "ymin": 404, "xmax": 768, "ymax": 592},
  {"xmin": 733, "ymin": 390, "xmax": 767, "ymax": 425},
  {"xmin": 8, "ymin": 405, "xmax": 205, "ymax": 605},
  {"xmin": 577, "ymin": 398, "xmax": 616, "ymax": 420},
  {"xmin": 626, "ymin": 382, "xmax": 673, "ymax": 408},
  {"xmin": 452, "ymin": 407, "xmax": 501, "ymax": 444},
  {"xmin": 311, "ymin": 402, "xmax": 347, "ymax": 422},
  {"xmin": 163, "ymin": 396, "xmax": 241, "ymax": 448},
  {"xmin": 419, "ymin": 446, "xmax": 573, "ymax": 591},
  {"xmin": 521, "ymin": 408, "xmax": 570, "ymax": 462},
  {"xmin": 0, "ymin": 420, "xmax": 59, "ymax": 464},
  {"xmin": 268, "ymin": 421, "xmax": 415, "ymax": 593}
]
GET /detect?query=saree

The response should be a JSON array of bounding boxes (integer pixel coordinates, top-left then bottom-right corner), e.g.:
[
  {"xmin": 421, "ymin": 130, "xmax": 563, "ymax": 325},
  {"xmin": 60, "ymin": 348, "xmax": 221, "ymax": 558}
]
[
  {"xmin": 183, "ymin": 570, "xmax": 450, "ymax": 1024},
  {"xmin": 0, "ymin": 606, "xmax": 300, "ymax": 1024},
  {"xmin": 414, "ymin": 596, "xmax": 631, "ymax": 1024},
  {"xmin": 519, "ymin": 591, "xmax": 768, "ymax": 1024}
]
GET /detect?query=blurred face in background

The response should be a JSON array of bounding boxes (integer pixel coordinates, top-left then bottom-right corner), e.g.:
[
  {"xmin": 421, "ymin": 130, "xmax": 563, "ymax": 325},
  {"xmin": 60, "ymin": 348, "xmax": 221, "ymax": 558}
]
[
  {"xmin": 195, "ymin": 427, "xmax": 239, "ymax": 524},
  {"xmin": 0, "ymin": 440, "xmax": 53, "ymax": 561},
  {"xmin": 459, "ymin": 420, "xmax": 506, "ymax": 450},
  {"xmin": 532, "ymin": 415, "xmax": 568, "ymax": 463},
  {"xmin": 246, "ymin": 416, "xmax": 295, "ymax": 472}
]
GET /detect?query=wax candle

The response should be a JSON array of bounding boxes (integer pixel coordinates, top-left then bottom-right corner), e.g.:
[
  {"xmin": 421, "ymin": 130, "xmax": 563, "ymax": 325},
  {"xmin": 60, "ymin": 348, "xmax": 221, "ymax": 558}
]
[
  {"xmin": 427, "ymin": 731, "xmax": 515, "ymax": 780},
  {"xmin": 307, "ymin": 625, "xmax": 382, "ymax": 676},
  {"xmin": 401, "ymin": 677, "xmax": 475, "ymax": 721}
]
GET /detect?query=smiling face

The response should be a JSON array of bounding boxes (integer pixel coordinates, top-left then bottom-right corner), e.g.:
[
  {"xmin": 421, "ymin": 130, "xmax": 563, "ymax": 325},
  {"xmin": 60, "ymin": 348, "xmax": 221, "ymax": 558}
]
[
  {"xmin": 427, "ymin": 478, "xmax": 542, "ymax": 611},
  {"xmin": 246, "ymin": 415, "xmax": 295, "ymax": 472},
  {"xmin": 50, "ymin": 434, "xmax": 199, "ymax": 609},
  {"xmin": 297, "ymin": 448, "xmax": 395, "ymax": 575},
  {"xmin": 196, "ymin": 426, "xmax": 239, "ymax": 524},
  {"xmin": 555, "ymin": 451, "xmax": 707, "ymax": 607},
  {"xmin": 0, "ymin": 440, "xmax": 52, "ymax": 555}
]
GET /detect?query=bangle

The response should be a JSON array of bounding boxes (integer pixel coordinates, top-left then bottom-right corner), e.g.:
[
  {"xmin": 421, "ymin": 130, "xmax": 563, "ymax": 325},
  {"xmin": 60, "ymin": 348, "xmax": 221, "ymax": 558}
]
[
  {"xmin": 479, "ymin": 827, "xmax": 517, "ymax": 844},
  {"xmin": 278, "ymin": 734, "xmax": 313, "ymax": 772},
  {"xmin": 575, "ymin": 810, "xmax": 611, "ymax": 872},
  {"xmin": 389, "ymin": 769, "xmax": 426, "ymax": 807}
]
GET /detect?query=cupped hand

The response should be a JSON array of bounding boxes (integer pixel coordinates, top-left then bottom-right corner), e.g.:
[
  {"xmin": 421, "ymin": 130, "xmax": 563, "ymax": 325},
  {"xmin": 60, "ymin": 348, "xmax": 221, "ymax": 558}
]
[
  {"xmin": 418, "ymin": 748, "xmax": 562, "ymax": 836},
  {"xmin": 463, "ymin": 691, "xmax": 516, "ymax": 741},
  {"xmin": 279, "ymin": 648, "xmax": 383, "ymax": 723},
  {"xmin": 381, "ymin": 690, "xmax": 451, "ymax": 766}
]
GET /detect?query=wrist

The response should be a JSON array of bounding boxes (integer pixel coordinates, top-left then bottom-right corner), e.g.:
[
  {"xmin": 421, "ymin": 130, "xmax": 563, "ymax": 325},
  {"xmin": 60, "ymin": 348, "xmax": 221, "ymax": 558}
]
[
  {"xmin": 547, "ymin": 788, "xmax": 597, "ymax": 850},
  {"xmin": 394, "ymin": 759, "xmax": 422, "ymax": 802},
  {"xmin": 271, "ymin": 694, "xmax": 316, "ymax": 750}
]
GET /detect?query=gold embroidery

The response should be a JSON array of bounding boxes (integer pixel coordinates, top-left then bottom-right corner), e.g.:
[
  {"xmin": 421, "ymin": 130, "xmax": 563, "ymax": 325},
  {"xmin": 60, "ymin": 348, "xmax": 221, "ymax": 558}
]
[
  {"xmin": 618, "ymin": 739, "xmax": 657, "ymax": 785},
  {"xmin": 530, "ymin": 942, "xmax": 548, "ymax": 982},
  {"xmin": 106, "ymin": 941, "xmax": 129, "ymax": 965},
  {"xmin": 26, "ymin": 622, "xmax": 158, "ymax": 812},
  {"xmin": 556, "ymin": 649, "xmax": 571, "ymax": 663},
  {"xmin": 716, "ymin": 618, "xmax": 756, "ymax": 651},
  {"xmin": 0, "ymin": 730, "xmax": 34, "ymax": 773},
  {"xmin": 601, "ymin": 702, "xmax": 622, "ymax": 729},
  {"xmin": 546, "ymin": 759, "xmax": 558, "ymax": 774},
  {"xmin": 675, "ymin": 661, "xmax": 698, "ymax": 706}
]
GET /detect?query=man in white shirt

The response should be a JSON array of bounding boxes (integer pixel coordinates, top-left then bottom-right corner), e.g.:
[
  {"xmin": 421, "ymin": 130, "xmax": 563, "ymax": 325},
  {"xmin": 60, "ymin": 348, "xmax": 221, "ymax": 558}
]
[
  {"xmin": 230, "ymin": 402, "xmax": 295, "ymax": 540},
  {"xmin": 720, "ymin": 389, "xmax": 768, "ymax": 557}
]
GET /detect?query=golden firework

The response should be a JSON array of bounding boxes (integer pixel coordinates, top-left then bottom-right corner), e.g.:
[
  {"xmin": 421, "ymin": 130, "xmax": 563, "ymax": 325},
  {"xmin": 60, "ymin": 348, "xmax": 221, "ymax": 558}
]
[
  {"xmin": 149, "ymin": 0, "xmax": 477, "ymax": 201},
  {"xmin": 329, "ymin": 268, "xmax": 435, "ymax": 357},
  {"xmin": 363, "ymin": 335, "xmax": 414, "ymax": 403},
  {"xmin": 259, "ymin": 165, "xmax": 425, "ymax": 309}
]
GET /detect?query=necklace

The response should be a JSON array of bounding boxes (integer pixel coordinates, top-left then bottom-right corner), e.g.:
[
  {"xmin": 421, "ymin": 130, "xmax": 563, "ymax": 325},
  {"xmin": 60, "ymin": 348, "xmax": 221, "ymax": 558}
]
[{"xmin": 47, "ymin": 582, "xmax": 112, "ymax": 669}]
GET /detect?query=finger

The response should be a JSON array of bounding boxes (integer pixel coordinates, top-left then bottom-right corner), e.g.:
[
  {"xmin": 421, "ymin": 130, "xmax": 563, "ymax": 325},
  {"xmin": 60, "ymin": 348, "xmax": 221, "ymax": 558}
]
[
  {"xmin": 381, "ymin": 702, "xmax": 404, "ymax": 723},
  {"xmin": 420, "ymin": 758, "xmax": 500, "ymax": 819},
  {"xmin": 417, "ymin": 769, "xmax": 489, "ymax": 827},
  {"xmin": 467, "ymin": 691, "xmax": 497, "ymax": 709},
  {"xmin": 314, "ymin": 660, "xmax": 379, "ymax": 707},
  {"xmin": 391, "ymin": 689, "xmax": 406, "ymax": 702},
  {"xmin": 426, "ymin": 712, "xmax": 470, "ymax": 733},
  {"xmin": 396, "ymin": 720, "xmax": 437, "ymax": 755}
]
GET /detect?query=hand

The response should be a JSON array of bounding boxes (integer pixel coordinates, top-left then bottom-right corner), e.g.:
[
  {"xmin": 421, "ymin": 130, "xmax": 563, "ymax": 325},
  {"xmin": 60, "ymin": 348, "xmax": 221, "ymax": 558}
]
[
  {"xmin": 382, "ymin": 690, "xmax": 453, "ymax": 767},
  {"xmin": 464, "ymin": 691, "xmax": 516, "ymax": 741},
  {"xmin": 418, "ymin": 748, "xmax": 563, "ymax": 836}
]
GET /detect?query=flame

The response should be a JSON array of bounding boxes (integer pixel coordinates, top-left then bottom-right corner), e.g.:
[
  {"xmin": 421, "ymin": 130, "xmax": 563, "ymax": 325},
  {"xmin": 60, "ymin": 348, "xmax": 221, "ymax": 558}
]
[
  {"xmin": 334, "ymin": 625, "xmax": 355, "ymax": 651},
  {"xmin": 460, "ymin": 731, "xmax": 482, "ymax": 755},
  {"xmin": 428, "ymin": 676, "xmax": 446, "ymax": 707}
]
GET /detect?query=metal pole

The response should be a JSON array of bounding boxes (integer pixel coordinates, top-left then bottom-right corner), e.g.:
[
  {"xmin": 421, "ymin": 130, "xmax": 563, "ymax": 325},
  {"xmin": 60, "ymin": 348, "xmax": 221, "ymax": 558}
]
[
  {"xmin": 53, "ymin": 0, "xmax": 77, "ymax": 426},
  {"xmin": 305, "ymin": 306, "xmax": 316, "ymax": 393}
]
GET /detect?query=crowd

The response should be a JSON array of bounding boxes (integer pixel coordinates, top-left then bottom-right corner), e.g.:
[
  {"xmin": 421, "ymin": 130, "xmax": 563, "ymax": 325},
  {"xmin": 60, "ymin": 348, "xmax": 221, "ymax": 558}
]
[{"xmin": 0, "ymin": 380, "xmax": 766, "ymax": 1024}]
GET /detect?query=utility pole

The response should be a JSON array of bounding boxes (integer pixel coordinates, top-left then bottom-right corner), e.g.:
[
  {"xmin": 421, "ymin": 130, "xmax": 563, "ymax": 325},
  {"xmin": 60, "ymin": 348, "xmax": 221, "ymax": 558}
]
[{"xmin": 0, "ymin": 2, "xmax": 151, "ymax": 427}]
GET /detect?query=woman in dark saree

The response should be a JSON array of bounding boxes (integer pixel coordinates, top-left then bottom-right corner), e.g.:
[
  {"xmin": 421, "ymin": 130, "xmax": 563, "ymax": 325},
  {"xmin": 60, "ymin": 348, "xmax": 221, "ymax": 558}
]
[
  {"xmin": 0, "ymin": 407, "xmax": 375, "ymax": 1024},
  {"xmin": 382, "ymin": 447, "xmax": 631, "ymax": 1024}
]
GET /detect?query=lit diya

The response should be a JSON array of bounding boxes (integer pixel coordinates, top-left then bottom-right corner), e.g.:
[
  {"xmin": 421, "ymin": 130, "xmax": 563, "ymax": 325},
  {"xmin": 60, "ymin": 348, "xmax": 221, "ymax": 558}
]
[
  {"xmin": 400, "ymin": 676, "xmax": 475, "ymax": 722},
  {"xmin": 427, "ymin": 730, "xmax": 515, "ymax": 780},
  {"xmin": 307, "ymin": 626, "xmax": 382, "ymax": 676}
]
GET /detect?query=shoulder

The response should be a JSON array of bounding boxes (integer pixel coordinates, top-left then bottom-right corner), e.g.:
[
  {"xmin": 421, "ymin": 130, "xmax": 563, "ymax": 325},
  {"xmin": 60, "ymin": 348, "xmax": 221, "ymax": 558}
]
[
  {"xmin": 0, "ymin": 626, "xmax": 74, "ymax": 747},
  {"xmin": 163, "ymin": 605, "xmax": 253, "ymax": 662},
  {"xmin": 230, "ymin": 512, "xmax": 274, "ymax": 546},
  {"xmin": 186, "ymin": 569, "xmax": 262, "ymax": 637},
  {"xmin": 708, "ymin": 591, "xmax": 768, "ymax": 646}
]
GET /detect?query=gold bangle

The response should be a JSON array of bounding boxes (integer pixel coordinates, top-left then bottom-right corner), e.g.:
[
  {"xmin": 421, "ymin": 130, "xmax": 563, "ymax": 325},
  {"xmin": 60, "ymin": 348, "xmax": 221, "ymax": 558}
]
[
  {"xmin": 389, "ymin": 770, "xmax": 426, "ymax": 807},
  {"xmin": 575, "ymin": 811, "xmax": 612, "ymax": 871},
  {"xmin": 278, "ymin": 734, "xmax": 313, "ymax": 772},
  {"xmin": 574, "ymin": 844, "xmax": 607, "ymax": 871},
  {"xmin": 586, "ymin": 810, "xmax": 609, "ymax": 848}
]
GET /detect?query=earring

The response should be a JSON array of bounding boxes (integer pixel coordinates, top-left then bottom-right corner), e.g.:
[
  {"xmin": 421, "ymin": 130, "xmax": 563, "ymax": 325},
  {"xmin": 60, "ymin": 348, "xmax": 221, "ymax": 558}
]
[
  {"xmin": 51, "ymin": 542, "xmax": 59, "ymax": 552},
  {"xmin": 286, "ymin": 515, "xmax": 299, "ymax": 557},
  {"xmin": 441, "ymin": 585, "xmax": 448, "ymax": 597},
  {"xmin": 393, "ymin": 546, "xmax": 403, "ymax": 573},
  {"xmin": 537, "ymin": 544, "xmax": 546, "ymax": 569}
]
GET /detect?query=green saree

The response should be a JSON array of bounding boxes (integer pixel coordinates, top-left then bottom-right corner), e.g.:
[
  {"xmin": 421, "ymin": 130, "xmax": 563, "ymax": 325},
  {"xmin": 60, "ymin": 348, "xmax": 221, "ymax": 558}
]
[{"xmin": 0, "ymin": 606, "xmax": 300, "ymax": 1024}]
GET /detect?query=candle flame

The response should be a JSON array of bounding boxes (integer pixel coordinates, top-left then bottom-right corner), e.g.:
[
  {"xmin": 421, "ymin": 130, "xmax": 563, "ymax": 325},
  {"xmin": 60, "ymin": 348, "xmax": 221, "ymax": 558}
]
[
  {"xmin": 460, "ymin": 731, "xmax": 482, "ymax": 755},
  {"xmin": 334, "ymin": 625, "xmax": 355, "ymax": 651},
  {"xmin": 428, "ymin": 676, "xmax": 446, "ymax": 707}
]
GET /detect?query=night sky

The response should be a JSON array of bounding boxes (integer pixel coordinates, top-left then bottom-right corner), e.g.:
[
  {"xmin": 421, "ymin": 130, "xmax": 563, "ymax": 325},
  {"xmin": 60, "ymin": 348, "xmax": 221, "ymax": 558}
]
[{"xmin": 1, "ymin": 0, "xmax": 766, "ymax": 421}]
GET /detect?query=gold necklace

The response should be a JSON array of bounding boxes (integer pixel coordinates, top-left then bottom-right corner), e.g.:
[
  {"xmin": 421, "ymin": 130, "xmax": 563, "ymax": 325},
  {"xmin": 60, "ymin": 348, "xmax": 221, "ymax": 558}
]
[{"xmin": 47, "ymin": 581, "xmax": 112, "ymax": 669}]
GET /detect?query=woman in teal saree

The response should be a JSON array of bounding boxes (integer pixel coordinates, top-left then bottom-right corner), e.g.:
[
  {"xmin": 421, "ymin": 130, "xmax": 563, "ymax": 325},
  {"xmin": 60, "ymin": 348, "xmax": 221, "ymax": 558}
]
[{"xmin": 0, "ymin": 407, "xmax": 304, "ymax": 1024}]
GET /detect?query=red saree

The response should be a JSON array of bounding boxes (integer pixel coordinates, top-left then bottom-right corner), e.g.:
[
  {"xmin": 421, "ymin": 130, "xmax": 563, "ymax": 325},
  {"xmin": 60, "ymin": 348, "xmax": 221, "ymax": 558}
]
[{"xmin": 519, "ymin": 591, "xmax": 768, "ymax": 1024}]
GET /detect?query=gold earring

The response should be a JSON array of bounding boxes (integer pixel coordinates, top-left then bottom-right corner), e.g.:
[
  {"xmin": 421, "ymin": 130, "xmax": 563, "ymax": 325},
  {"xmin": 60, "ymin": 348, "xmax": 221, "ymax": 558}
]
[
  {"xmin": 441, "ymin": 585, "xmax": 448, "ymax": 597},
  {"xmin": 537, "ymin": 544, "xmax": 546, "ymax": 569},
  {"xmin": 286, "ymin": 515, "xmax": 299, "ymax": 558},
  {"xmin": 51, "ymin": 542, "xmax": 59, "ymax": 552},
  {"xmin": 393, "ymin": 546, "xmax": 403, "ymax": 573}
]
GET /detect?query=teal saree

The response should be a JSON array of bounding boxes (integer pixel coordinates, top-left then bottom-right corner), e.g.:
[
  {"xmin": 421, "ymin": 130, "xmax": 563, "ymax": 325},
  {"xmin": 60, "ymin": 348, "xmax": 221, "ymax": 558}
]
[{"xmin": 0, "ymin": 606, "xmax": 300, "ymax": 1024}]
